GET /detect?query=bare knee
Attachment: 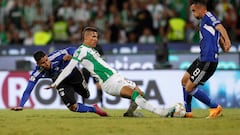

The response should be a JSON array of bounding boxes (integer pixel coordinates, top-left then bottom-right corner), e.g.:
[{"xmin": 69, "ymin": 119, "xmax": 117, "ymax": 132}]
[
  {"xmin": 185, "ymin": 85, "xmax": 192, "ymax": 93},
  {"xmin": 68, "ymin": 103, "xmax": 78, "ymax": 111},
  {"xmin": 181, "ymin": 72, "xmax": 190, "ymax": 86},
  {"xmin": 185, "ymin": 81, "xmax": 198, "ymax": 93},
  {"xmin": 181, "ymin": 78, "xmax": 187, "ymax": 86},
  {"xmin": 134, "ymin": 86, "xmax": 144, "ymax": 96},
  {"xmin": 120, "ymin": 86, "xmax": 144, "ymax": 99}
]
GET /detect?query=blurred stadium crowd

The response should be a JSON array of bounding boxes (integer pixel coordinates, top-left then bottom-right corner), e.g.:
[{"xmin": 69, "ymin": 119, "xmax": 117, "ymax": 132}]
[{"xmin": 0, "ymin": 0, "xmax": 239, "ymax": 46}]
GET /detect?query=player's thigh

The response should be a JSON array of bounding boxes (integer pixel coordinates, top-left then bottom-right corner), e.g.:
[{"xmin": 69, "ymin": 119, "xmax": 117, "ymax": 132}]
[
  {"xmin": 185, "ymin": 79, "xmax": 198, "ymax": 92},
  {"xmin": 200, "ymin": 62, "xmax": 217, "ymax": 83},
  {"xmin": 57, "ymin": 85, "xmax": 76, "ymax": 107},
  {"xmin": 120, "ymin": 86, "xmax": 135, "ymax": 99},
  {"xmin": 181, "ymin": 72, "xmax": 190, "ymax": 86},
  {"xmin": 102, "ymin": 74, "xmax": 136, "ymax": 97},
  {"xmin": 74, "ymin": 82, "xmax": 90, "ymax": 98},
  {"xmin": 187, "ymin": 58, "xmax": 203, "ymax": 84},
  {"xmin": 187, "ymin": 59, "xmax": 217, "ymax": 85}
]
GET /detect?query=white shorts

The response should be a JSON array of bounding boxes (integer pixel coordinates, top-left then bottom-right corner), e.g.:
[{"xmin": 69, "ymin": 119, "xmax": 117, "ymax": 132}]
[{"xmin": 101, "ymin": 73, "xmax": 136, "ymax": 96}]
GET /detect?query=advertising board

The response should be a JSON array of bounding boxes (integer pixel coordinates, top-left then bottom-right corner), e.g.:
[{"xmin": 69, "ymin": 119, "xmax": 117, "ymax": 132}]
[{"xmin": 0, "ymin": 70, "xmax": 239, "ymax": 109}]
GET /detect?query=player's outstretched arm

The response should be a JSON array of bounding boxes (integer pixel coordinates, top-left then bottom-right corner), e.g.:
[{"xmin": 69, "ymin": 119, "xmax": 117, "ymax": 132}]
[
  {"xmin": 11, "ymin": 81, "xmax": 36, "ymax": 111},
  {"xmin": 46, "ymin": 59, "xmax": 78, "ymax": 89}
]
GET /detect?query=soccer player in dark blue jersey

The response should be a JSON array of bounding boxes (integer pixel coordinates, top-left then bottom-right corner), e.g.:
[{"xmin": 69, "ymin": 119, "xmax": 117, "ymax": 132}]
[
  {"xmin": 11, "ymin": 47, "xmax": 108, "ymax": 116},
  {"xmin": 182, "ymin": 0, "xmax": 231, "ymax": 118}
]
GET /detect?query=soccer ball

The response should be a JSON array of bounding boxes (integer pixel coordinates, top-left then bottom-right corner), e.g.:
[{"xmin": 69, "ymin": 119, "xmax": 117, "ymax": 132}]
[{"xmin": 173, "ymin": 103, "xmax": 186, "ymax": 118}]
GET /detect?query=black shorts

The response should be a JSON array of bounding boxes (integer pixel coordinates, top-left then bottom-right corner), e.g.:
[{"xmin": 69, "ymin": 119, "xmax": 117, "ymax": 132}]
[
  {"xmin": 187, "ymin": 58, "xmax": 218, "ymax": 85},
  {"xmin": 82, "ymin": 68, "xmax": 99, "ymax": 84},
  {"xmin": 56, "ymin": 68, "xmax": 90, "ymax": 107},
  {"xmin": 57, "ymin": 85, "xmax": 77, "ymax": 107}
]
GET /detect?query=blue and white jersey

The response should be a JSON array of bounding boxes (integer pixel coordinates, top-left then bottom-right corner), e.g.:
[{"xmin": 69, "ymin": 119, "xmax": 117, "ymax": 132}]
[
  {"xmin": 19, "ymin": 47, "xmax": 77, "ymax": 107},
  {"xmin": 199, "ymin": 12, "xmax": 221, "ymax": 62},
  {"xmin": 29, "ymin": 47, "xmax": 77, "ymax": 83}
]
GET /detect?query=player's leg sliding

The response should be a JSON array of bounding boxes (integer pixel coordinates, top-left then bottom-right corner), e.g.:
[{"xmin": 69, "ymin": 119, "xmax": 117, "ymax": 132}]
[
  {"xmin": 71, "ymin": 103, "xmax": 108, "ymax": 117},
  {"xmin": 74, "ymin": 103, "xmax": 94, "ymax": 112},
  {"xmin": 93, "ymin": 104, "xmax": 108, "ymax": 116},
  {"xmin": 123, "ymin": 101, "xmax": 137, "ymax": 117},
  {"xmin": 123, "ymin": 101, "xmax": 144, "ymax": 117},
  {"xmin": 124, "ymin": 91, "xmax": 144, "ymax": 117},
  {"xmin": 189, "ymin": 87, "xmax": 222, "ymax": 118},
  {"xmin": 182, "ymin": 86, "xmax": 193, "ymax": 118},
  {"xmin": 131, "ymin": 90, "xmax": 175, "ymax": 117}
]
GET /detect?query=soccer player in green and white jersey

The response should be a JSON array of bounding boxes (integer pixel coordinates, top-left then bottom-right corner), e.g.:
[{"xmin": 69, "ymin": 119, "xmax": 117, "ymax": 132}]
[{"xmin": 47, "ymin": 27, "xmax": 175, "ymax": 117}]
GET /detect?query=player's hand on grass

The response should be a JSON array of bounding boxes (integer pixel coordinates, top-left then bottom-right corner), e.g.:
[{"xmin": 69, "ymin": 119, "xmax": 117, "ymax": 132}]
[{"xmin": 11, "ymin": 107, "xmax": 23, "ymax": 111}]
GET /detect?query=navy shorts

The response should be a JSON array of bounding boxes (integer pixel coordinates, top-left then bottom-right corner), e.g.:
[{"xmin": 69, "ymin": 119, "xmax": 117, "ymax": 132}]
[{"xmin": 187, "ymin": 58, "xmax": 218, "ymax": 85}]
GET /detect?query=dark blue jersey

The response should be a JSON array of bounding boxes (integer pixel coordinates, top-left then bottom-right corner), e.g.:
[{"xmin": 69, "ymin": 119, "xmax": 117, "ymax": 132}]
[
  {"xmin": 199, "ymin": 12, "xmax": 221, "ymax": 62},
  {"xmin": 20, "ymin": 47, "xmax": 77, "ymax": 107}
]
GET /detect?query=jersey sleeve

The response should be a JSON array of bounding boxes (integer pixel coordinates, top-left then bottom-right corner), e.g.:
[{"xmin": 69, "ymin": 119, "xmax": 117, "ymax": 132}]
[
  {"xmin": 49, "ymin": 47, "xmax": 76, "ymax": 61},
  {"xmin": 72, "ymin": 47, "xmax": 87, "ymax": 62},
  {"xmin": 66, "ymin": 47, "xmax": 77, "ymax": 56},
  {"xmin": 19, "ymin": 68, "xmax": 42, "ymax": 107},
  {"xmin": 19, "ymin": 81, "xmax": 35, "ymax": 107},
  {"xmin": 205, "ymin": 12, "xmax": 221, "ymax": 28}
]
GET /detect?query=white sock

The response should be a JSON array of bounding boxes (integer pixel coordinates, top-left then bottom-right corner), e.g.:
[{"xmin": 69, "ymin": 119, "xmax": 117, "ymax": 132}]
[{"xmin": 134, "ymin": 95, "xmax": 169, "ymax": 117}]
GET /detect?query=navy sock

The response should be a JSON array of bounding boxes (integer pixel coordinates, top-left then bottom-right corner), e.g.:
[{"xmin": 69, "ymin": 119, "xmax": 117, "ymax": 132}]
[
  {"xmin": 183, "ymin": 86, "xmax": 192, "ymax": 112},
  {"xmin": 75, "ymin": 103, "xmax": 96, "ymax": 113},
  {"xmin": 189, "ymin": 88, "xmax": 218, "ymax": 108}
]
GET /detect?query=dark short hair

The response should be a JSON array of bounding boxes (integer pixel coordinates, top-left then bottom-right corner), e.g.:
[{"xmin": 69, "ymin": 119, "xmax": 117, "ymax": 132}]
[
  {"xmin": 82, "ymin": 26, "xmax": 98, "ymax": 40},
  {"xmin": 33, "ymin": 50, "xmax": 46, "ymax": 62},
  {"xmin": 191, "ymin": 0, "xmax": 207, "ymax": 5},
  {"xmin": 83, "ymin": 26, "xmax": 98, "ymax": 33}
]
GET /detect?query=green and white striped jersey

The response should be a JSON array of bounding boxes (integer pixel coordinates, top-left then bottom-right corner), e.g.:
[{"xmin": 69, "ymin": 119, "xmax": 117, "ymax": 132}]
[{"xmin": 73, "ymin": 44, "xmax": 117, "ymax": 83}]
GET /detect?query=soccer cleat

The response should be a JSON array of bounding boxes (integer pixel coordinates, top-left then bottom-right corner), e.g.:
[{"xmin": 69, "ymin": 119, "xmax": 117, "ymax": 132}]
[
  {"xmin": 207, "ymin": 105, "xmax": 223, "ymax": 119},
  {"xmin": 185, "ymin": 112, "xmax": 193, "ymax": 118},
  {"xmin": 167, "ymin": 106, "xmax": 176, "ymax": 117},
  {"xmin": 93, "ymin": 104, "xmax": 108, "ymax": 117},
  {"xmin": 123, "ymin": 111, "xmax": 144, "ymax": 117}
]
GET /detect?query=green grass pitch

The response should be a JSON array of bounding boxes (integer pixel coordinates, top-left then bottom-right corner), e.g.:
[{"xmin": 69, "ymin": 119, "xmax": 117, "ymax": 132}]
[{"xmin": 1, "ymin": 108, "xmax": 240, "ymax": 135}]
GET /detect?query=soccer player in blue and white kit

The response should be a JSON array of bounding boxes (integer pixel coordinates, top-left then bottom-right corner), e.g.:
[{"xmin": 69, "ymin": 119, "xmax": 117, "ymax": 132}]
[
  {"xmin": 182, "ymin": 0, "xmax": 231, "ymax": 118},
  {"xmin": 11, "ymin": 47, "xmax": 108, "ymax": 116}
]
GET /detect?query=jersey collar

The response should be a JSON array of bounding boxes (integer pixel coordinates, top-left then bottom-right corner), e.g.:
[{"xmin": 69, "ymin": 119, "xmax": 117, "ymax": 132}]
[{"xmin": 82, "ymin": 44, "xmax": 91, "ymax": 48}]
